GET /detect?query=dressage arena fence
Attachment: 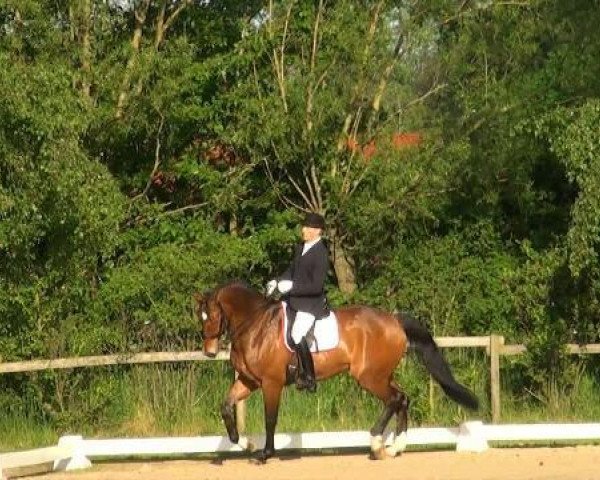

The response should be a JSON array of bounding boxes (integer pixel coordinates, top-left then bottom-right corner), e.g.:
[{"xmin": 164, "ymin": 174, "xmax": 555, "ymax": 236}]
[
  {"xmin": 3, "ymin": 423, "xmax": 600, "ymax": 479},
  {"xmin": 2, "ymin": 335, "xmax": 600, "ymax": 479}
]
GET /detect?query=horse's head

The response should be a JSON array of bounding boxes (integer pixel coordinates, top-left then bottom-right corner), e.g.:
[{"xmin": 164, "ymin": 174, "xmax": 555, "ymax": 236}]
[{"xmin": 192, "ymin": 289, "xmax": 226, "ymax": 358}]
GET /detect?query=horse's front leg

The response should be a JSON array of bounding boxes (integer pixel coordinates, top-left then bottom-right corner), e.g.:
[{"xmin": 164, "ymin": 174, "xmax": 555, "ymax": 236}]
[
  {"xmin": 253, "ymin": 380, "xmax": 283, "ymax": 464},
  {"xmin": 221, "ymin": 374, "xmax": 256, "ymax": 448}
]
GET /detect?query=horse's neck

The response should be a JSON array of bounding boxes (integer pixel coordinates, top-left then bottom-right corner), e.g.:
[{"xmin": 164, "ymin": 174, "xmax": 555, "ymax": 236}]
[{"xmin": 225, "ymin": 295, "xmax": 273, "ymax": 343}]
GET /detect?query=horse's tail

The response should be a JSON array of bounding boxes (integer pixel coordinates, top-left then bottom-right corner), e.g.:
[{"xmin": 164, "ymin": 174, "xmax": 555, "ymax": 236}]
[{"xmin": 397, "ymin": 311, "xmax": 479, "ymax": 410}]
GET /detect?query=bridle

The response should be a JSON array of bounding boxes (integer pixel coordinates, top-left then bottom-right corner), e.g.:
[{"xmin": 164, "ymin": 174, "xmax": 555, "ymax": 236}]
[{"xmin": 200, "ymin": 295, "xmax": 228, "ymax": 341}]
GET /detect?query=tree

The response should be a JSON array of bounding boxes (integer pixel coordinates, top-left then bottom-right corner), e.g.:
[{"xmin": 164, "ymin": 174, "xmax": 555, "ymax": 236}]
[
  {"xmin": 213, "ymin": 1, "xmax": 444, "ymax": 292},
  {"xmin": 432, "ymin": 0, "xmax": 600, "ymax": 377}
]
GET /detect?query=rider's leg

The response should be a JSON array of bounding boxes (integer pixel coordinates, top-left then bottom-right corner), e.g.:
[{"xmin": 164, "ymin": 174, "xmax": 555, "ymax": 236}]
[
  {"xmin": 291, "ymin": 311, "xmax": 317, "ymax": 392},
  {"xmin": 294, "ymin": 337, "xmax": 316, "ymax": 392}
]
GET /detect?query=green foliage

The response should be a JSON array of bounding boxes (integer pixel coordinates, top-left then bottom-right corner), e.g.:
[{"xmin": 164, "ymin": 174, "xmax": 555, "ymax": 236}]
[
  {"xmin": 86, "ymin": 218, "xmax": 265, "ymax": 351},
  {"xmin": 358, "ymin": 222, "xmax": 517, "ymax": 337},
  {"xmin": 547, "ymin": 101, "xmax": 600, "ymax": 277},
  {"xmin": 0, "ymin": 52, "xmax": 124, "ymax": 362}
]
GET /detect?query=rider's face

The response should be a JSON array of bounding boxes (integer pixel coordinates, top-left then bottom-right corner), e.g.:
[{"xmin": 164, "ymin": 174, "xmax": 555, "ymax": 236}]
[{"xmin": 301, "ymin": 226, "xmax": 322, "ymax": 242}]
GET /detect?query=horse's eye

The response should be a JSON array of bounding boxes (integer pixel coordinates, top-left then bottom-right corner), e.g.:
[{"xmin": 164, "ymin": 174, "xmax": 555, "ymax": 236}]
[{"xmin": 201, "ymin": 311, "xmax": 208, "ymax": 321}]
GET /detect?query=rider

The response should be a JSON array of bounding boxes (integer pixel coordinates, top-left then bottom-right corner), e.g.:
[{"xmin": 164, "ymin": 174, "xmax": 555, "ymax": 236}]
[{"xmin": 266, "ymin": 212, "xmax": 329, "ymax": 393}]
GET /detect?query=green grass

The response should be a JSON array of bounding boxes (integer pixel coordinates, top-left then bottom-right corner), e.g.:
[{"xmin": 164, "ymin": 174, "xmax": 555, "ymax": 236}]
[
  {"xmin": 501, "ymin": 370, "xmax": 600, "ymax": 423},
  {"xmin": 2, "ymin": 354, "xmax": 600, "ymax": 451},
  {"xmin": 0, "ymin": 414, "xmax": 58, "ymax": 452}
]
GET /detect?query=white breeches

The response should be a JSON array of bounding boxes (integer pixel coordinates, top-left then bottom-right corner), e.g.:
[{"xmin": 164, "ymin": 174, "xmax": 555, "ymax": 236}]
[{"xmin": 291, "ymin": 311, "xmax": 316, "ymax": 344}]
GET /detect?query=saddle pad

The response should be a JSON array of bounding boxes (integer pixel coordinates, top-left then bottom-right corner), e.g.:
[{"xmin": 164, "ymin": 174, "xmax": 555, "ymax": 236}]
[{"xmin": 281, "ymin": 301, "xmax": 340, "ymax": 353}]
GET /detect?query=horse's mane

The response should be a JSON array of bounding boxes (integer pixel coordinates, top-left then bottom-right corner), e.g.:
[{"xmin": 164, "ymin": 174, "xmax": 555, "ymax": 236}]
[{"xmin": 216, "ymin": 279, "xmax": 281, "ymax": 330}]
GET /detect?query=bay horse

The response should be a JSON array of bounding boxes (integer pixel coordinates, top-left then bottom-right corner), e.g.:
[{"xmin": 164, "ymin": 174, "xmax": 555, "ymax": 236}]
[{"xmin": 193, "ymin": 281, "xmax": 478, "ymax": 463}]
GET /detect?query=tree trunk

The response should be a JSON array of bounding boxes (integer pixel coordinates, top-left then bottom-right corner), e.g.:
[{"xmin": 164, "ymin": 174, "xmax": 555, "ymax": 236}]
[
  {"xmin": 330, "ymin": 229, "xmax": 357, "ymax": 294},
  {"xmin": 115, "ymin": 0, "xmax": 150, "ymax": 119},
  {"xmin": 80, "ymin": 0, "xmax": 92, "ymax": 99},
  {"xmin": 154, "ymin": 0, "xmax": 167, "ymax": 49},
  {"xmin": 69, "ymin": 0, "xmax": 92, "ymax": 99},
  {"xmin": 229, "ymin": 213, "xmax": 239, "ymax": 236},
  {"xmin": 132, "ymin": 1, "xmax": 190, "ymax": 98}
]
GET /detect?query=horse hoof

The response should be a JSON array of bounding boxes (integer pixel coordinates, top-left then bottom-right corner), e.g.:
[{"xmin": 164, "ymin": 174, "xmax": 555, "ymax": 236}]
[
  {"xmin": 369, "ymin": 435, "xmax": 387, "ymax": 460},
  {"xmin": 369, "ymin": 448, "xmax": 387, "ymax": 460},
  {"xmin": 385, "ymin": 432, "xmax": 407, "ymax": 457},
  {"xmin": 250, "ymin": 449, "xmax": 273, "ymax": 465},
  {"xmin": 238, "ymin": 437, "xmax": 256, "ymax": 452}
]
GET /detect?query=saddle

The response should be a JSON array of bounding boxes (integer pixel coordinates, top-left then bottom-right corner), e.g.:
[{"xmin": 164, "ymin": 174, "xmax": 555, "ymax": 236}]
[{"xmin": 281, "ymin": 302, "xmax": 339, "ymax": 353}]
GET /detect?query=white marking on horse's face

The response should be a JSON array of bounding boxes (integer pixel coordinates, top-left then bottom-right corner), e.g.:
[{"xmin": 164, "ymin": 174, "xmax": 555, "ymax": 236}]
[{"xmin": 201, "ymin": 311, "xmax": 208, "ymax": 321}]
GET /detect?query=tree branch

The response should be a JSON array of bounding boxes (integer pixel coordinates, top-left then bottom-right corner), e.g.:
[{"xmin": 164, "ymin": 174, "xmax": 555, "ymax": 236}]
[
  {"xmin": 335, "ymin": 0, "xmax": 385, "ymax": 153},
  {"xmin": 263, "ymin": 158, "xmax": 311, "ymax": 212},
  {"xmin": 304, "ymin": 168, "xmax": 319, "ymax": 209},
  {"xmin": 158, "ymin": 202, "xmax": 208, "ymax": 217},
  {"xmin": 252, "ymin": 61, "xmax": 266, "ymax": 115},
  {"xmin": 272, "ymin": 2, "xmax": 294, "ymax": 113},
  {"xmin": 163, "ymin": 0, "xmax": 191, "ymax": 36},
  {"xmin": 310, "ymin": 164, "xmax": 323, "ymax": 211},
  {"xmin": 133, "ymin": 0, "xmax": 190, "ymax": 97},
  {"xmin": 310, "ymin": 0, "xmax": 323, "ymax": 73},
  {"xmin": 340, "ymin": 109, "xmax": 363, "ymax": 197},
  {"xmin": 81, "ymin": 0, "xmax": 92, "ymax": 99},
  {"xmin": 305, "ymin": 0, "xmax": 324, "ymax": 133},
  {"xmin": 154, "ymin": 0, "xmax": 167, "ymax": 49},
  {"xmin": 270, "ymin": 141, "xmax": 316, "ymax": 210},
  {"xmin": 130, "ymin": 113, "xmax": 164, "ymax": 203},
  {"xmin": 366, "ymin": 82, "xmax": 448, "ymax": 143},
  {"xmin": 371, "ymin": 30, "xmax": 406, "ymax": 113}
]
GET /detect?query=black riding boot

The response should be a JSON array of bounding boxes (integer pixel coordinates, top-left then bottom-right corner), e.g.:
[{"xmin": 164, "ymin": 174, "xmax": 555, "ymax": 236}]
[{"xmin": 294, "ymin": 338, "xmax": 317, "ymax": 393}]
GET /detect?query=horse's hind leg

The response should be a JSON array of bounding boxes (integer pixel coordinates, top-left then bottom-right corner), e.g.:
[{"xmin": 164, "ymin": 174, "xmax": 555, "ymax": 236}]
[
  {"xmin": 385, "ymin": 380, "xmax": 410, "ymax": 457},
  {"xmin": 356, "ymin": 375, "xmax": 402, "ymax": 460},
  {"xmin": 222, "ymin": 374, "xmax": 257, "ymax": 450}
]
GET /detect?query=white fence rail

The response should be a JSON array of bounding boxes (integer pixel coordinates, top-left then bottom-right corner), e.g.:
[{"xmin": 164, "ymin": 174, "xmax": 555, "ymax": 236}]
[{"xmin": 3, "ymin": 422, "xmax": 600, "ymax": 479}]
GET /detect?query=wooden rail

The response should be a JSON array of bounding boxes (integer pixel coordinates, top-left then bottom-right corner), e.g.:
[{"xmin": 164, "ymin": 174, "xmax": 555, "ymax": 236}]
[
  {"xmin": 2, "ymin": 336, "xmax": 600, "ymax": 425},
  {"xmin": 0, "ymin": 351, "xmax": 229, "ymax": 374}
]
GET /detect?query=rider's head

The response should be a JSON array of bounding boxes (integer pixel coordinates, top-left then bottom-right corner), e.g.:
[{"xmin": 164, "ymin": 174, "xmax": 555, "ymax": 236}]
[{"xmin": 301, "ymin": 212, "xmax": 325, "ymax": 242}]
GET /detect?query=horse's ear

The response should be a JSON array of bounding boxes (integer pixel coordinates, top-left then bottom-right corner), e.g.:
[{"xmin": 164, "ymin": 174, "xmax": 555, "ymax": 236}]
[{"xmin": 191, "ymin": 292, "xmax": 203, "ymax": 305}]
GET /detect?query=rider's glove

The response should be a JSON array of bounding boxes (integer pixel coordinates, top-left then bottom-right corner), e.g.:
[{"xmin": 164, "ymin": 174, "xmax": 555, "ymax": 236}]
[
  {"xmin": 266, "ymin": 279, "xmax": 277, "ymax": 296},
  {"xmin": 277, "ymin": 280, "xmax": 293, "ymax": 294}
]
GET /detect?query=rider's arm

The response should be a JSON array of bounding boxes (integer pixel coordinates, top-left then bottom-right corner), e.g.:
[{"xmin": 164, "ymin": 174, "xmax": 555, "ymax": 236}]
[{"xmin": 279, "ymin": 264, "xmax": 293, "ymax": 282}]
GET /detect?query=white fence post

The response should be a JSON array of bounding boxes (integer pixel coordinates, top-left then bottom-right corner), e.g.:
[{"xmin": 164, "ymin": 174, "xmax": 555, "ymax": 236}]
[
  {"xmin": 490, "ymin": 334, "xmax": 503, "ymax": 424},
  {"xmin": 456, "ymin": 421, "xmax": 489, "ymax": 453},
  {"xmin": 53, "ymin": 435, "xmax": 92, "ymax": 472}
]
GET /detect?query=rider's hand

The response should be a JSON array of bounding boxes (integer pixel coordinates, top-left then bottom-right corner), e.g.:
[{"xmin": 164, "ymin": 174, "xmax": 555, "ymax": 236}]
[
  {"xmin": 277, "ymin": 280, "xmax": 293, "ymax": 293},
  {"xmin": 266, "ymin": 279, "xmax": 277, "ymax": 296}
]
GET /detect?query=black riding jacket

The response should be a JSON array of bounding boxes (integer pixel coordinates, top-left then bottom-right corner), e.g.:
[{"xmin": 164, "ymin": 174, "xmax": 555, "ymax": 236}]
[{"xmin": 279, "ymin": 239, "xmax": 329, "ymax": 319}]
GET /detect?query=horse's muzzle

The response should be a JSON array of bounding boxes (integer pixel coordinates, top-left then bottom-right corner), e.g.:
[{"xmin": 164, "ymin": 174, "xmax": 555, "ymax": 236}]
[{"xmin": 203, "ymin": 338, "xmax": 219, "ymax": 358}]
